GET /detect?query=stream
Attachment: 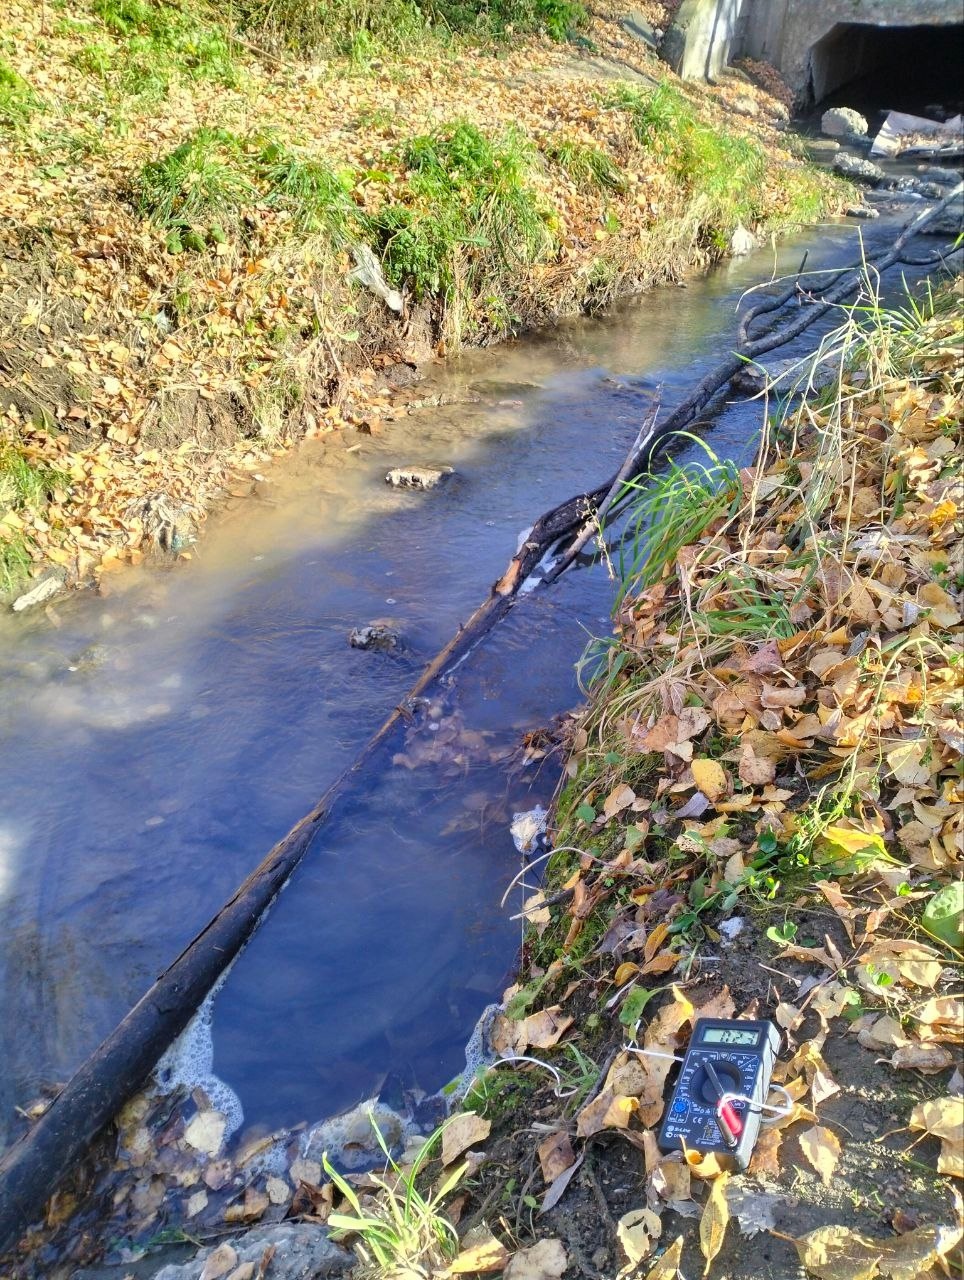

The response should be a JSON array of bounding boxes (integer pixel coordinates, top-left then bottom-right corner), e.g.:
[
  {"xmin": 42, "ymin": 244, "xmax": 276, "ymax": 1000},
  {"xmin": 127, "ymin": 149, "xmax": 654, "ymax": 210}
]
[{"xmin": 0, "ymin": 210, "xmax": 941, "ymax": 1153}]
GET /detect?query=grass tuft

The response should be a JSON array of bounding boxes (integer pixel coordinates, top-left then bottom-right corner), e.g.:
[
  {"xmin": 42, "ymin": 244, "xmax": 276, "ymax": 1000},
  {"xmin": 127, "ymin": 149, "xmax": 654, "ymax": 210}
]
[
  {"xmin": 543, "ymin": 136, "xmax": 626, "ymax": 193},
  {"xmin": 257, "ymin": 140, "xmax": 358, "ymax": 242},
  {"xmin": 369, "ymin": 121, "xmax": 556, "ymax": 338},
  {"xmin": 0, "ymin": 57, "xmax": 41, "ymax": 128},
  {"xmin": 132, "ymin": 127, "xmax": 255, "ymax": 244}
]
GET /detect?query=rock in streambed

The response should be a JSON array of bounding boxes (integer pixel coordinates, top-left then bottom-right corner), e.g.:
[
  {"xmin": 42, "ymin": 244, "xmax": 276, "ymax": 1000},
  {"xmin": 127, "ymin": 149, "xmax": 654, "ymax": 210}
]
[{"xmin": 385, "ymin": 464, "xmax": 454, "ymax": 490}]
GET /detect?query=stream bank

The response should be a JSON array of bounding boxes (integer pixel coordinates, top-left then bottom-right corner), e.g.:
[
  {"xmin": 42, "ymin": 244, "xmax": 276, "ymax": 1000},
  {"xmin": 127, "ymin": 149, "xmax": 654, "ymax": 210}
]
[{"xmin": 0, "ymin": 0, "xmax": 843, "ymax": 604}]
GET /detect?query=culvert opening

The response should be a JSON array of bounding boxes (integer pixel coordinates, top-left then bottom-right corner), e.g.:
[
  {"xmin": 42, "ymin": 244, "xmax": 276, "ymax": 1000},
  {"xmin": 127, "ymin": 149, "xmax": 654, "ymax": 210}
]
[{"xmin": 809, "ymin": 22, "xmax": 964, "ymax": 117}]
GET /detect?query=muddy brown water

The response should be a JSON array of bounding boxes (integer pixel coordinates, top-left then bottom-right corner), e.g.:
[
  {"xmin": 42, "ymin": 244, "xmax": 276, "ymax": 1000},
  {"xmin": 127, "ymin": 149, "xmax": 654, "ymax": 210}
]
[{"xmin": 0, "ymin": 212, "xmax": 941, "ymax": 1153}]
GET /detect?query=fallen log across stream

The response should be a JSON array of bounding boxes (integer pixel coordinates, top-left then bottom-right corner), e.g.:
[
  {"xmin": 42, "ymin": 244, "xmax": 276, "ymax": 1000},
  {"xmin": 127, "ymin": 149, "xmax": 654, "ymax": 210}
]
[{"xmin": 0, "ymin": 185, "xmax": 960, "ymax": 1253}]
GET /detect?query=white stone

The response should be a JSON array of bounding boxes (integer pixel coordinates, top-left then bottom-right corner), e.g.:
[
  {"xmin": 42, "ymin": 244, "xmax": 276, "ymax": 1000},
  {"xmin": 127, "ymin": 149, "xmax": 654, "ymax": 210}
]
[{"xmin": 821, "ymin": 107, "xmax": 868, "ymax": 138}]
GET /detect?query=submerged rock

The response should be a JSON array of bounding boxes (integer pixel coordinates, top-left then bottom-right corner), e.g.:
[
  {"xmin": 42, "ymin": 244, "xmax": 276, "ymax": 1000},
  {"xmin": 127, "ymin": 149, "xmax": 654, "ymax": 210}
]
[
  {"xmin": 821, "ymin": 107, "xmax": 868, "ymax": 138},
  {"xmin": 385, "ymin": 464, "xmax": 454, "ymax": 490},
  {"xmin": 348, "ymin": 622, "xmax": 402, "ymax": 652},
  {"xmin": 833, "ymin": 152, "xmax": 884, "ymax": 184},
  {"xmin": 150, "ymin": 1223, "xmax": 351, "ymax": 1279}
]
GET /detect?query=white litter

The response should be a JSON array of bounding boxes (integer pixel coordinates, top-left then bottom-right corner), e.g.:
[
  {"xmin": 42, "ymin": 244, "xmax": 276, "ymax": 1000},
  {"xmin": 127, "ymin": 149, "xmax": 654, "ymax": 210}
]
[
  {"xmin": 348, "ymin": 244, "xmax": 404, "ymax": 313},
  {"xmin": 510, "ymin": 805, "xmax": 548, "ymax": 855},
  {"xmin": 870, "ymin": 111, "xmax": 964, "ymax": 159}
]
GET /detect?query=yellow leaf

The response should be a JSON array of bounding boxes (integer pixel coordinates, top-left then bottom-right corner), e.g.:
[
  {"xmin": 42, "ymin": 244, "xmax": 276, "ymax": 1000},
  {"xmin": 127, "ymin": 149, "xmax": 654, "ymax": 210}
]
[
  {"xmin": 575, "ymin": 1091, "xmax": 637, "ymax": 1137},
  {"xmin": 604, "ymin": 783, "xmax": 636, "ymax": 819},
  {"xmin": 692, "ymin": 758, "xmax": 729, "ymax": 803},
  {"xmin": 909, "ymin": 1096, "xmax": 964, "ymax": 1145},
  {"xmin": 821, "ymin": 826, "xmax": 886, "ymax": 860},
  {"xmin": 441, "ymin": 1113, "xmax": 490, "ymax": 1166},
  {"xmin": 799, "ymin": 1124, "xmax": 841, "ymax": 1187},
  {"xmin": 450, "ymin": 1234, "xmax": 511, "ymax": 1274},
  {"xmin": 617, "ymin": 1207, "xmax": 661, "ymax": 1269},
  {"xmin": 643, "ymin": 1236, "xmax": 683, "ymax": 1280},
  {"xmin": 699, "ymin": 1171, "xmax": 730, "ymax": 1274},
  {"xmin": 793, "ymin": 1221, "xmax": 963, "ymax": 1280},
  {"xmin": 614, "ymin": 962, "xmax": 639, "ymax": 987}
]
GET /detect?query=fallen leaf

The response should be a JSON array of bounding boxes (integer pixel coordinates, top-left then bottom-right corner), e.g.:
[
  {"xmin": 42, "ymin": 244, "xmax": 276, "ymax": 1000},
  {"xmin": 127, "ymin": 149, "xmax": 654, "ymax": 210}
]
[
  {"xmin": 200, "ymin": 1244, "xmax": 238, "ymax": 1280},
  {"xmin": 442, "ymin": 1113, "xmax": 491, "ymax": 1166},
  {"xmin": 909, "ymin": 1096, "xmax": 964, "ymax": 1145},
  {"xmin": 504, "ymin": 1238, "xmax": 567, "ymax": 1280},
  {"xmin": 890, "ymin": 1044, "xmax": 954, "ymax": 1074},
  {"xmin": 524, "ymin": 1006, "xmax": 574, "ymax": 1050},
  {"xmin": 642, "ymin": 1236, "xmax": 683, "ymax": 1280},
  {"xmin": 537, "ymin": 1131, "xmax": 575, "ymax": 1184},
  {"xmin": 576, "ymin": 1091, "xmax": 638, "ymax": 1137},
  {"xmin": 799, "ymin": 1125, "xmax": 842, "ymax": 1187},
  {"xmin": 617, "ymin": 1207, "xmax": 662, "ymax": 1270},
  {"xmin": 692, "ymin": 758, "xmax": 729, "ymax": 804},
  {"xmin": 605, "ymin": 783, "xmax": 637, "ymax": 819},
  {"xmin": 738, "ymin": 742, "xmax": 776, "ymax": 786},
  {"xmin": 450, "ymin": 1234, "xmax": 511, "ymax": 1274},
  {"xmin": 793, "ymin": 1221, "xmax": 963, "ymax": 1280},
  {"xmin": 183, "ymin": 1110, "xmax": 227, "ymax": 1157},
  {"xmin": 540, "ymin": 1153, "xmax": 583, "ymax": 1214},
  {"xmin": 748, "ymin": 1126, "xmax": 782, "ymax": 1178},
  {"xmin": 699, "ymin": 1171, "xmax": 730, "ymax": 1274}
]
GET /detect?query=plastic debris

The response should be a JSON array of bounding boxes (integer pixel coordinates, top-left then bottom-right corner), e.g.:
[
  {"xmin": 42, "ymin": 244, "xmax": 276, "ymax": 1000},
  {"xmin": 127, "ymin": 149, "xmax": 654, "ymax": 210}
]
[{"xmin": 348, "ymin": 244, "xmax": 404, "ymax": 313}]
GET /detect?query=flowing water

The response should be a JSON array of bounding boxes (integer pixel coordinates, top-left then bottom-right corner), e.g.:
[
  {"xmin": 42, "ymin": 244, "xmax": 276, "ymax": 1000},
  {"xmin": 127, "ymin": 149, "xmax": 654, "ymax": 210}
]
[{"xmin": 0, "ymin": 212, "xmax": 934, "ymax": 1150}]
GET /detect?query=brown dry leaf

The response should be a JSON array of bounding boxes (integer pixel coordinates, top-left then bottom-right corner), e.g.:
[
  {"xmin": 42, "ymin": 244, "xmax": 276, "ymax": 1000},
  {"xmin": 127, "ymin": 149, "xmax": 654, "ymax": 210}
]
[
  {"xmin": 503, "ymin": 1238, "xmax": 567, "ymax": 1280},
  {"xmin": 490, "ymin": 1012, "xmax": 528, "ymax": 1057},
  {"xmin": 200, "ymin": 1244, "xmax": 238, "ymax": 1280},
  {"xmin": 616, "ymin": 1207, "xmax": 662, "ymax": 1272},
  {"xmin": 605, "ymin": 783, "xmax": 637, "ymax": 819},
  {"xmin": 738, "ymin": 742, "xmax": 777, "ymax": 786},
  {"xmin": 748, "ymin": 1126, "xmax": 782, "ymax": 1178},
  {"xmin": 908, "ymin": 1096, "xmax": 964, "ymax": 1146},
  {"xmin": 183, "ymin": 1110, "xmax": 227, "ymax": 1157},
  {"xmin": 886, "ymin": 739, "xmax": 932, "ymax": 786},
  {"xmin": 793, "ymin": 1221, "xmax": 963, "ymax": 1280},
  {"xmin": 699, "ymin": 1171, "xmax": 730, "ymax": 1275},
  {"xmin": 524, "ymin": 1006, "xmax": 574, "ymax": 1050},
  {"xmin": 651, "ymin": 1154, "xmax": 691, "ymax": 1203},
  {"xmin": 537, "ymin": 1131, "xmax": 575, "ymax": 1184},
  {"xmin": 575, "ymin": 1091, "xmax": 638, "ymax": 1138},
  {"xmin": 939, "ymin": 1138, "xmax": 964, "ymax": 1178},
  {"xmin": 889, "ymin": 1043, "xmax": 954, "ymax": 1073},
  {"xmin": 799, "ymin": 1125, "xmax": 842, "ymax": 1187},
  {"xmin": 692, "ymin": 758, "xmax": 729, "ymax": 803},
  {"xmin": 442, "ymin": 1113, "xmax": 491, "ymax": 1166},
  {"xmin": 539, "ymin": 1153, "xmax": 583, "ymax": 1215},
  {"xmin": 450, "ymin": 1233, "xmax": 511, "ymax": 1274}
]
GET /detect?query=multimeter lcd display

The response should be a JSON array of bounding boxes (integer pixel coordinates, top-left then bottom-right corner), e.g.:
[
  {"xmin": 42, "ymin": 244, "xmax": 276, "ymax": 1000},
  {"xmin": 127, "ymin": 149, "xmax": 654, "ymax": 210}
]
[{"xmin": 700, "ymin": 1027, "xmax": 760, "ymax": 1046}]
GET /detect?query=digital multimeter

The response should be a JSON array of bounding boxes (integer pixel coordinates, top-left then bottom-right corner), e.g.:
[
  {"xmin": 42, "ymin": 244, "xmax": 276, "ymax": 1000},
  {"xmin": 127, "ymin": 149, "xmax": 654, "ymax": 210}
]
[{"xmin": 657, "ymin": 1018, "xmax": 781, "ymax": 1170}]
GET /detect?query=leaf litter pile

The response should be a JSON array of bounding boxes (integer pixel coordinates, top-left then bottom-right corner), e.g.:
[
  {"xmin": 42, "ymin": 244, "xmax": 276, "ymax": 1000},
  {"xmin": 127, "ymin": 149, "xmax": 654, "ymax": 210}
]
[{"xmin": 0, "ymin": 0, "xmax": 838, "ymax": 602}]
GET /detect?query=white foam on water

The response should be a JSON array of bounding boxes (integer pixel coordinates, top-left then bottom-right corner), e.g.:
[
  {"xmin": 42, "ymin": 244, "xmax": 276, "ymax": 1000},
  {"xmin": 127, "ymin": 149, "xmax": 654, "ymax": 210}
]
[{"xmin": 153, "ymin": 990, "xmax": 244, "ymax": 1141}]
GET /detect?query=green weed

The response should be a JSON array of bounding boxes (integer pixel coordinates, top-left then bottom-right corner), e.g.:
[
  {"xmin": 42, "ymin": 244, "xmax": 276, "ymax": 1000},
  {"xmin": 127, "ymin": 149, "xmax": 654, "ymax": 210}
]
[
  {"xmin": 257, "ymin": 140, "xmax": 358, "ymax": 241},
  {"xmin": 323, "ymin": 1117, "xmax": 466, "ymax": 1277},
  {"xmin": 612, "ymin": 436, "xmax": 742, "ymax": 601},
  {"xmin": 132, "ymin": 127, "xmax": 255, "ymax": 242},
  {"xmin": 80, "ymin": 0, "xmax": 237, "ymax": 98},
  {"xmin": 0, "ymin": 531, "xmax": 33, "ymax": 598},
  {"xmin": 543, "ymin": 136, "xmax": 625, "ymax": 193},
  {"xmin": 370, "ymin": 121, "xmax": 555, "ymax": 338},
  {"xmin": 229, "ymin": 0, "xmax": 585, "ymax": 54},
  {"xmin": 0, "ymin": 444, "xmax": 69, "ymax": 514},
  {"xmin": 0, "ymin": 57, "xmax": 41, "ymax": 128}
]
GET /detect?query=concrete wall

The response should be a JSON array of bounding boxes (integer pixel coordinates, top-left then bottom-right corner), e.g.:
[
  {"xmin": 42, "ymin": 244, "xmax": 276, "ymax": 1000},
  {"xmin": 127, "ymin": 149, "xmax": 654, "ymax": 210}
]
[{"xmin": 663, "ymin": 0, "xmax": 963, "ymax": 103}]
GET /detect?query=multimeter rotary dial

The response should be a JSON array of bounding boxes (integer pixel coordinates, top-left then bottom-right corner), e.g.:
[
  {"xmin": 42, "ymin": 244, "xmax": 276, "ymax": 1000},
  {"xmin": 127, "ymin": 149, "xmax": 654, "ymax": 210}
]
[{"xmin": 691, "ymin": 1060, "xmax": 741, "ymax": 1105}]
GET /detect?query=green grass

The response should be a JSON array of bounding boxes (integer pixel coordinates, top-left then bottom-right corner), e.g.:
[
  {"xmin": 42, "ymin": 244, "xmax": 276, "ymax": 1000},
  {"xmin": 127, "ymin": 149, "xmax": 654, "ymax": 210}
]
[
  {"xmin": 132, "ymin": 127, "xmax": 256, "ymax": 244},
  {"xmin": 543, "ymin": 136, "xmax": 626, "ymax": 193},
  {"xmin": 612, "ymin": 436, "xmax": 742, "ymax": 602},
  {"xmin": 0, "ymin": 445, "xmax": 69, "ymax": 597},
  {"xmin": 0, "ymin": 531, "xmax": 33, "ymax": 597},
  {"xmin": 606, "ymin": 83, "xmax": 773, "ymax": 249},
  {"xmin": 229, "ymin": 0, "xmax": 586, "ymax": 55},
  {"xmin": 257, "ymin": 140, "xmax": 359, "ymax": 241},
  {"xmin": 369, "ymin": 121, "xmax": 556, "ymax": 337},
  {"xmin": 73, "ymin": 0, "xmax": 237, "ymax": 99},
  {"xmin": 0, "ymin": 57, "xmax": 41, "ymax": 128}
]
